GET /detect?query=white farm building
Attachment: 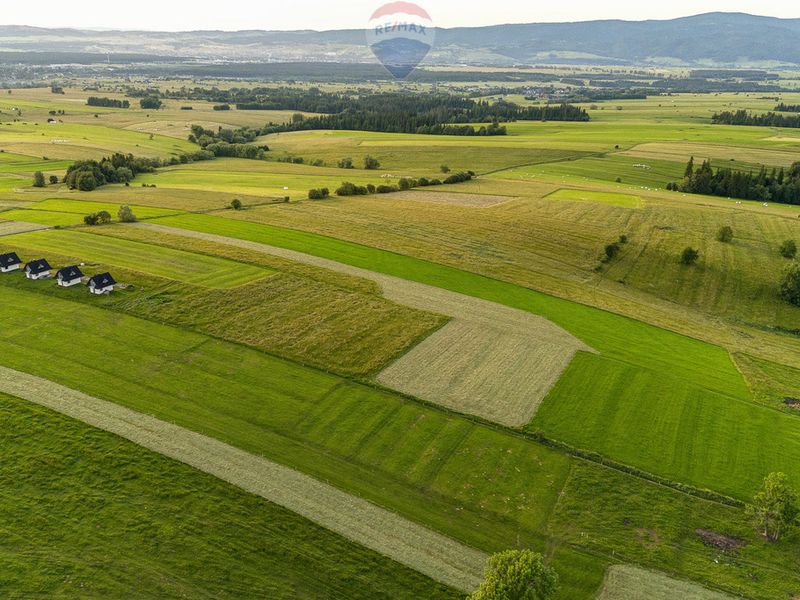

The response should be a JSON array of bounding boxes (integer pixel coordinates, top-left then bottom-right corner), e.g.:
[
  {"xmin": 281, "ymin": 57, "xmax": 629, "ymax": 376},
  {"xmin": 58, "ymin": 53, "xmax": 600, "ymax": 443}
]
[
  {"xmin": 87, "ymin": 272, "xmax": 116, "ymax": 295},
  {"xmin": 24, "ymin": 259, "xmax": 52, "ymax": 280}
]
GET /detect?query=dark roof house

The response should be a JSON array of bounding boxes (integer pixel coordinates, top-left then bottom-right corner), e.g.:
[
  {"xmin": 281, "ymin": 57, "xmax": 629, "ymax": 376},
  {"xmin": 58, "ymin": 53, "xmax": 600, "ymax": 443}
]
[
  {"xmin": 24, "ymin": 259, "xmax": 52, "ymax": 275},
  {"xmin": 87, "ymin": 272, "xmax": 116, "ymax": 293},
  {"xmin": 56, "ymin": 265, "xmax": 84, "ymax": 280},
  {"xmin": 0, "ymin": 252, "xmax": 22, "ymax": 269}
]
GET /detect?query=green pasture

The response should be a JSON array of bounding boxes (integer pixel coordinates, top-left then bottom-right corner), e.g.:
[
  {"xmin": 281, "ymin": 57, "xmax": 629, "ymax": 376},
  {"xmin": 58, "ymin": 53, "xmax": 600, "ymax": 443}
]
[
  {"xmin": 5, "ymin": 229, "xmax": 270, "ymax": 288},
  {"xmin": 545, "ymin": 188, "xmax": 642, "ymax": 208},
  {"xmin": 0, "ymin": 393, "xmax": 456, "ymax": 599},
  {"xmin": 0, "ymin": 284, "xmax": 796, "ymax": 598},
  {"xmin": 138, "ymin": 212, "xmax": 800, "ymax": 501},
  {"xmin": 0, "ymin": 199, "xmax": 180, "ymax": 226}
]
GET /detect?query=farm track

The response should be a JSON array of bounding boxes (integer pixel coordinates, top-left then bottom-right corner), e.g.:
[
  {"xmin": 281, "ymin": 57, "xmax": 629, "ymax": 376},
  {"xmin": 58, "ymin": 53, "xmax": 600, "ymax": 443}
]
[
  {"xmin": 0, "ymin": 365, "xmax": 487, "ymax": 593},
  {"xmin": 135, "ymin": 222, "xmax": 594, "ymax": 426}
]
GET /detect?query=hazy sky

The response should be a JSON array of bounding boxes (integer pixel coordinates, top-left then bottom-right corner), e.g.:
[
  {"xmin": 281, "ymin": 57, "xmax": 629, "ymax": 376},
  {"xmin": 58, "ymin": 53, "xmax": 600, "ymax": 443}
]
[{"xmin": 7, "ymin": 0, "xmax": 799, "ymax": 31}]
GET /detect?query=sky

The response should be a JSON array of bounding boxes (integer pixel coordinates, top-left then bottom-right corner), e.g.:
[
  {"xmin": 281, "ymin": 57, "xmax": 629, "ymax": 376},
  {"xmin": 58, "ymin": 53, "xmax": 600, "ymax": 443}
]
[{"xmin": 6, "ymin": 0, "xmax": 800, "ymax": 31}]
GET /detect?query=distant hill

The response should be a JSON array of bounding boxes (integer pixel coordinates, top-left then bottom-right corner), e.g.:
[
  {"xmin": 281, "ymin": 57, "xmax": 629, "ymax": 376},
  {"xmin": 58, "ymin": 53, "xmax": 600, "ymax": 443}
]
[{"xmin": 2, "ymin": 13, "xmax": 800, "ymax": 67}]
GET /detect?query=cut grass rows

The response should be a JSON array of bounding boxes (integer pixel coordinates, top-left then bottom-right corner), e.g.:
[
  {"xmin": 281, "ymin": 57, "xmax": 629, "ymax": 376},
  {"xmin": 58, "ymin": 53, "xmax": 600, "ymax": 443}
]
[
  {"xmin": 0, "ymin": 392, "xmax": 459, "ymax": 599},
  {"xmin": 0, "ymin": 365, "xmax": 487, "ymax": 593}
]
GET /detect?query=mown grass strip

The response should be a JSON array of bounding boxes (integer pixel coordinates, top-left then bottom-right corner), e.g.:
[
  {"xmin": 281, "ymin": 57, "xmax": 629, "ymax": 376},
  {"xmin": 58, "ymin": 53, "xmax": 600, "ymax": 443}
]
[{"xmin": 0, "ymin": 365, "xmax": 488, "ymax": 593}]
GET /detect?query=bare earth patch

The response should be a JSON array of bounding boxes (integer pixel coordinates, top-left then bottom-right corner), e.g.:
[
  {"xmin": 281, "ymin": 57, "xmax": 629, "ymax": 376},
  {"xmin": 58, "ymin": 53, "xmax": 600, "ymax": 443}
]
[
  {"xmin": 136, "ymin": 223, "xmax": 594, "ymax": 427},
  {"xmin": 0, "ymin": 220, "xmax": 49, "ymax": 237},
  {"xmin": 386, "ymin": 190, "xmax": 514, "ymax": 207},
  {"xmin": 597, "ymin": 565, "xmax": 736, "ymax": 600},
  {"xmin": 0, "ymin": 366, "xmax": 487, "ymax": 593}
]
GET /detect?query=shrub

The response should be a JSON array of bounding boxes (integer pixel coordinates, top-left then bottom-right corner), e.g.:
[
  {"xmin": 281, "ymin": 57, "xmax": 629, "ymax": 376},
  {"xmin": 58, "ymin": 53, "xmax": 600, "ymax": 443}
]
[
  {"xmin": 48, "ymin": 175, "xmax": 58, "ymax": 185},
  {"xmin": 337, "ymin": 157, "xmax": 354, "ymax": 169},
  {"xmin": 780, "ymin": 240, "xmax": 797, "ymax": 259},
  {"xmin": 363, "ymin": 155, "xmax": 381, "ymax": 170},
  {"xmin": 398, "ymin": 177, "xmax": 416, "ymax": 191},
  {"xmin": 440, "ymin": 164, "xmax": 450, "ymax": 173},
  {"xmin": 376, "ymin": 184, "xmax": 399, "ymax": 193},
  {"xmin": 681, "ymin": 247, "xmax": 700, "ymax": 265},
  {"xmin": 83, "ymin": 213, "xmax": 99, "ymax": 226},
  {"xmin": 117, "ymin": 205, "xmax": 137, "ymax": 223},
  {"xmin": 96, "ymin": 210, "xmax": 112, "ymax": 224},
  {"xmin": 780, "ymin": 262, "xmax": 800, "ymax": 306},
  {"xmin": 717, "ymin": 225, "xmax": 734, "ymax": 243},
  {"xmin": 307, "ymin": 188, "xmax": 330, "ymax": 200},
  {"xmin": 604, "ymin": 243, "xmax": 621, "ymax": 261},
  {"xmin": 335, "ymin": 182, "xmax": 369, "ymax": 196},
  {"xmin": 619, "ymin": 234, "xmax": 629, "ymax": 244},
  {"xmin": 230, "ymin": 198, "xmax": 243, "ymax": 210}
]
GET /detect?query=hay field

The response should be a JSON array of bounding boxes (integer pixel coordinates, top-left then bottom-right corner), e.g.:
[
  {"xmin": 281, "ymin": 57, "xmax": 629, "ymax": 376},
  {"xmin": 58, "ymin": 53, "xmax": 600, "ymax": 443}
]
[
  {"xmin": 136, "ymin": 222, "xmax": 593, "ymax": 425},
  {"xmin": 377, "ymin": 320, "xmax": 581, "ymax": 426},
  {"xmin": 382, "ymin": 190, "xmax": 514, "ymax": 207},
  {"xmin": 0, "ymin": 366, "xmax": 487, "ymax": 593},
  {"xmin": 0, "ymin": 220, "xmax": 49, "ymax": 236},
  {"xmin": 596, "ymin": 565, "xmax": 735, "ymax": 600}
]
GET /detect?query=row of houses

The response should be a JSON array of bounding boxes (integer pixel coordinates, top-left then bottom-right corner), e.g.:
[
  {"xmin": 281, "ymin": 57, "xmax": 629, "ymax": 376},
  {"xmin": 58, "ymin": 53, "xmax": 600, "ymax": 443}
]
[{"xmin": 0, "ymin": 252, "xmax": 116, "ymax": 294}]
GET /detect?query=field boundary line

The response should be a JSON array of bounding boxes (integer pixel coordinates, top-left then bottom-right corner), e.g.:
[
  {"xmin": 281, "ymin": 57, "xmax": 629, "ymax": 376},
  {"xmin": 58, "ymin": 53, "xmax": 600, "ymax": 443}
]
[{"xmin": 0, "ymin": 365, "xmax": 487, "ymax": 592}]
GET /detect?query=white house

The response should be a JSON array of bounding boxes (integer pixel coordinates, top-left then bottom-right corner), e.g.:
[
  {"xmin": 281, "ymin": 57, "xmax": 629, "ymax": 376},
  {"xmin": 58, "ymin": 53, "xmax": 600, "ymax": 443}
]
[
  {"xmin": 56, "ymin": 265, "xmax": 84, "ymax": 287},
  {"xmin": 87, "ymin": 272, "xmax": 116, "ymax": 295},
  {"xmin": 0, "ymin": 252, "xmax": 22, "ymax": 273},
  {"xmin": 24, "ymin": 259, "xmax": 52, "ymax": 280}
]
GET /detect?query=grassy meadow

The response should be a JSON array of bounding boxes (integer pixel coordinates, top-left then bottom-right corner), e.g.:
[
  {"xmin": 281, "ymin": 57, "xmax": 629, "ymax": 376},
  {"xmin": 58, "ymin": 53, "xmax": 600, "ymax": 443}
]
[{"xmin": 2, "ymin": 85, "xmax": 800, "ymax": 598}]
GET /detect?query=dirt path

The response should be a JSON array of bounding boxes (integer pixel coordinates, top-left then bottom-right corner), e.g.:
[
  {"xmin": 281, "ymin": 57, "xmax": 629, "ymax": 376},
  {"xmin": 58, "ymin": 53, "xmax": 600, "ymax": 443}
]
[
  {"xmin": 136, "ymin": 222, "xmax": 594, "ymax": 427},
  {"xmin": 0, "ymin": 366, "xmax": 486, "ymax": 592}
]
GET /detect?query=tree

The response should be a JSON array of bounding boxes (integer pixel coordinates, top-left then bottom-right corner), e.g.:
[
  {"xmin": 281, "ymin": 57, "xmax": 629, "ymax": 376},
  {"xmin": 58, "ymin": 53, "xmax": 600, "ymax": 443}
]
[
  {"xmin": 32, "ymin": 171, "xmax": 45, "ymax": 187},
  {"xmin": 747, "ymin": 473, "xmax": 798, "ymax": 542},
  {"xmin": 716, "ymin": 226, "xmax": 734, "ymax": 243},
  {"xmin": 75, "ymin": 171, "xmax": 98, "ymax": 191},
  {"xmin": 117, "ymin": 205, "xmax": 137, "ymax": 223},
  {"xmin": 604, "ymin": 243, "xmax": 620, "ymax": 261},
  {"xmin": 230, "ymin": 198, "xmax": 243, "ymax": 210},
  {"xmin": 684, "ymin": 156, "xmax": 695, "ymax": 178},
  {"xmin": 780, "ymin": 262, "xmax": 800, "ymax": 306},
  {"xmin": 48, "ymin": 175, "xmax": 58, "ymax": 185},
  {"xmin": 96, "ymin": 210, "xmax": 112, "ymax": 224},
  {"xmin": 83, "ymin": 213, "xmax": 99, "ymax": 226},
  {"xmin": 363, "ymin": 155, "xmax": 381, "ymax": 170},
  {"xmin": 337, "ymin": 157, "xmax": 354, "ymax": 169},
  {"xmin": 780, "ymin": 240, "xmax": 797, "ymax": 259},
  {"xmin": 469, "ymin": 550, "xmax": 558, "ymax": 600},
  {"xmin": 140, "ymin": 97, "xmax": 163, "ymax": 110},
  {"xmin": 681, "ymin": 247, "xmax": 700, "ymax": 265},
  {"xmin": 440, "ymin": 164, "xmax": 451, "ymax": 173}
]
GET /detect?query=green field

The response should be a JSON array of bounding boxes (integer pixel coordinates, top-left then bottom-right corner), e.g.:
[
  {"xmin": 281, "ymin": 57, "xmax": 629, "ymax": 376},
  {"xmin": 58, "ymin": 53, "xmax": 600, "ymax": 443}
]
[
  {"xmin": 5, "ymin": 229, "xmax": 270, "ymax": 288},
  {"xmin": 3, "ymin": 85, "xmax": 800, "ymax": 598},
  {"xmin": 0, "ymin": 393, "xmax": 457, "ymax": 599}
]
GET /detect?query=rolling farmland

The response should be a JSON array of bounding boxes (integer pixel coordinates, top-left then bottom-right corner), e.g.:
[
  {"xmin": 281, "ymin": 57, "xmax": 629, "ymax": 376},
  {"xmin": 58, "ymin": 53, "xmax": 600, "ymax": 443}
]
[{"xmin": 1, "ymin": 82, "xmax": 800, "ymax": 599}]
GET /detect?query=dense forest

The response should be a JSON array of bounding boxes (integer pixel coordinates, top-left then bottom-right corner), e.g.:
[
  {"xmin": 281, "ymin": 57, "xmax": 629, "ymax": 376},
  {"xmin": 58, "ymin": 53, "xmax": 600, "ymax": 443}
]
[
  {"xmin": 668, "ymin": 157, "xmax": 800, "ymax": 205},
  {"xmin": 188, "ymin": 125, "xmax": 269, "ymax": 158},
  {"xmin": 712, "ymin": 109, "xmax": 800, "ymax": 128}
]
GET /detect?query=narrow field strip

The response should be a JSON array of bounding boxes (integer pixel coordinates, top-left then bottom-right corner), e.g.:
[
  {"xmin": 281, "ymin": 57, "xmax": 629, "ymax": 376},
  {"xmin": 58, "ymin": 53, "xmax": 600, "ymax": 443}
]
[
  {"xmin": 0, "ymin": 220, "xmax": 49, "ymax": 236},
  {"xmin": 134, "ymin": 222, "xmax": 594, "ymax": 426},
  {"xmin": 5, "ymin": 229, "xmax": 270, "ymax": 288},
  {"xmin": 0, "ymin": 365, "xmax": 487, "ymax": 593},
  {"xmin": 596, "ymin": 565, "xmax": 735, "ymax": 600}
]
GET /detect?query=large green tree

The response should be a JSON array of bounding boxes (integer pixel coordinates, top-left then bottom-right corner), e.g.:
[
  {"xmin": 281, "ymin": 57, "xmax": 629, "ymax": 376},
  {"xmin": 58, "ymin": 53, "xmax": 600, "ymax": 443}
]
[
  {"xmin": 780, "ymin": 263, "xmax": 800, "ymax": 306},
  {"xmin": 747, "ymin": 472, "xmax": 798, "ymax": 542},
  {"xmin": 469, "ymin": 550, "xmax": 558, "ymax": 600}
]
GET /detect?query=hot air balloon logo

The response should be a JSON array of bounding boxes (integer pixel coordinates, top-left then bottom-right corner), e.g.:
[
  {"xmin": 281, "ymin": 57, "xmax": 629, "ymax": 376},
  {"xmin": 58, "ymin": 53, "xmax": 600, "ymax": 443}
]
[{"xmin": 366, "ymin": 2, "xmax": 435, "ymax": 79}]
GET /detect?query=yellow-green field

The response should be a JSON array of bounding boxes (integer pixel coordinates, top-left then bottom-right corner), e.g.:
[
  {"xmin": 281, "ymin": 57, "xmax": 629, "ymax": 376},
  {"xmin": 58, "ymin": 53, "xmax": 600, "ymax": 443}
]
[{"xmin": 2, "ymin": 84, "xmax": 800, "ymax": 600}]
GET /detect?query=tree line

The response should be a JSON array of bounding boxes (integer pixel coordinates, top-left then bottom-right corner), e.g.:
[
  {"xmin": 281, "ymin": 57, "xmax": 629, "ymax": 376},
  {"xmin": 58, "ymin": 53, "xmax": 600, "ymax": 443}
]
[
  {"xmin": 712, "ymin": 109, "xmax": 800, "ymax": 128},
  {"xmin": 87, "ymin": 96, "xmax": 130, "ymax": 108},
  {"xmin": 188, "ymin": 125, "xmax": 269, "ymax": 159},
  {"xmin": 668, "ymin": 156, "xmax": 800, "ymax": 205},
  {"xmin": 775, "ymin": 103, "xmax": 800, "ymax": 113},
  {"xmin": 64, "ymin": 151, "xmax": 211, "ymax": 191}
]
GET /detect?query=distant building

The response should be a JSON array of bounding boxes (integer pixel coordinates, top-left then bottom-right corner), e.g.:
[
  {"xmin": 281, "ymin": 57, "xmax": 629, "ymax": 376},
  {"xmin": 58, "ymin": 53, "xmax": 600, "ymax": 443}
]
[
  {"xmin": 87, "ymin": 272, "xmax": 116, "ymax": 295},
  {"xmin": 0, "ymin": 252, "xmax": 22, "ymax": 273},
  {"xmin": 56, "ymin": 265, "xmax": 84, "ymax": 287},
  {"xmin": 24, "ymin": 259, "xmax": 52, "ymax": 280}
]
